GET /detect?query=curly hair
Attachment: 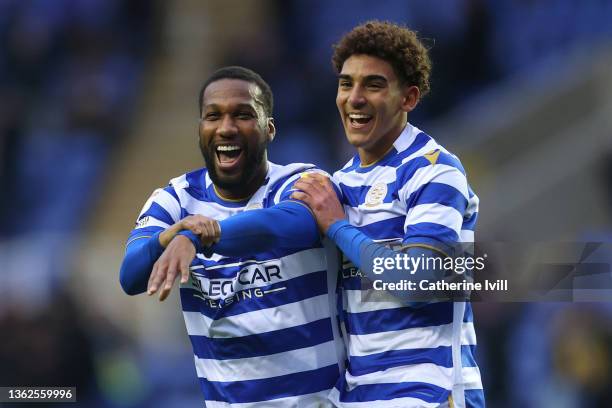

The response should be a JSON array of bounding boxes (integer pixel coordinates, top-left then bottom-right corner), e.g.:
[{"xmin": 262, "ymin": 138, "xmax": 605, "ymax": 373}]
[{"xmin": 332, "ymin": 21, "xmax": 431, "ymax": 97}]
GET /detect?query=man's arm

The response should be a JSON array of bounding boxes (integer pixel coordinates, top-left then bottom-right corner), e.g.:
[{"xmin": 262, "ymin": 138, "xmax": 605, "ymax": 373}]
[
  {"xmin": 119, "ymin": 219, "xmax": 214, "ymax": 296},
  {"xmin": 147, "ymin": 199, "xmax": 321, "ymax": 300},
  {"xmin": 291, "ymin": 174, "xmax": 455, "ymax": 305},
  {"xmin": 178, "ymin": 200, "xmax": 319, "ymax": 257}
]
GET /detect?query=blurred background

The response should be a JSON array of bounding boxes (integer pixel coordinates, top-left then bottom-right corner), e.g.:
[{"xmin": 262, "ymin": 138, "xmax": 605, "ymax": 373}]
[{"xmin": 1, "ymin": 0, "xmax": 611, "ymax": 407}]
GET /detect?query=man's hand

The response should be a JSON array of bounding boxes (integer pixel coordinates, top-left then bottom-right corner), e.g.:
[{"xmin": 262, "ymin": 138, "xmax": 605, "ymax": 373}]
[
  {"xmin": 181, "ymin": 215, "xmax": 221, "ymax": 247},
  {"xmin": 291, "ymin": 173, "xmax": 345, "ymax": 234},
  {"xmin": 158, "ymin": 215, "xmax": 221, "ymax": 248},
  {"xmin": 148, "ymin": 235, "xmax": 196, "ymax": 301}
]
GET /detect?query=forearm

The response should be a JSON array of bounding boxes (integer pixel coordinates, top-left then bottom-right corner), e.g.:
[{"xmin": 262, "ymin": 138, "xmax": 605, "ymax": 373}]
[
  {"xmin": 179, "ymin": 201, "xmax": 319, "ymax": 257},
  {"xmin": 119, "ymin": 231, "xmax": 164, "ymax": 295}
]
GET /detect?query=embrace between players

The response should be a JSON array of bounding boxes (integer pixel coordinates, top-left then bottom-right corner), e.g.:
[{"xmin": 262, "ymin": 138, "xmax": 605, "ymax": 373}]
[{"xmin": 120, "ymin": 21, "xmax": 485, "ymax": 408}]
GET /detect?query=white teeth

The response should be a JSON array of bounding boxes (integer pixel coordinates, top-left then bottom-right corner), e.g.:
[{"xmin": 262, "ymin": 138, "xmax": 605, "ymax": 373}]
[
  {"xmin": 348, "ymin": 113, "xmax": 372, "ymax": 119},
  {"xmin": 216, "ymin": 145, "xmax": 241, "ymax": 152}
]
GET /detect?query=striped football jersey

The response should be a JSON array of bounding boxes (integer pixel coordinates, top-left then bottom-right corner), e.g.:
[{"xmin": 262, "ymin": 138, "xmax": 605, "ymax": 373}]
[
  {"xmin": 329, "ymin": 123, "xmax": 485, "ymax": 408},
  {"xmin": 128, "ymin": 162, "xmax": 345, "ymax": 407}
]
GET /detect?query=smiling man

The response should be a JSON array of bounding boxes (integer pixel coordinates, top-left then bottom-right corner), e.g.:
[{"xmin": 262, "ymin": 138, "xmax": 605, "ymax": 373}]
[
  {"xmin": 292, "ymin": 22, "xmax": 485, "ymax": 408},
  {"xmin": 119, "ymin": 66, "xmax": 345, "ymax": 407}
]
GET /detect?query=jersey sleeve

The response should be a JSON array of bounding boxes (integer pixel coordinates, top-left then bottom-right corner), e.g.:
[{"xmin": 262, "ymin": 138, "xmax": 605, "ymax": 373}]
[
  {"xmin": 399, "ymin": 151, "xmax": 470, "ymax": 254},
  {"xmin": 126, "ymin": 185, "xmax": 182, "ymax": 246}
]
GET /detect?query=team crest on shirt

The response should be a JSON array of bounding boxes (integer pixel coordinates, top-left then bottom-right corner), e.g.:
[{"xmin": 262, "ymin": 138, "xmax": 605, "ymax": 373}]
[{"xmin": 365, "ymin": 182, "xmax": 387, "ymax": 207}]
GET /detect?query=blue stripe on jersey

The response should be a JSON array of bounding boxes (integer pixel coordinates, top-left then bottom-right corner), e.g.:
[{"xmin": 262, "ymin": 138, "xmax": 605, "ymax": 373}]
[
  {"xmin": 386, "ymin": 132, "xmax": 432, "ymax": 168},
  {"xmin": 462, "ymin": 344, "xmax": 478, "ymax": 368},
  {"xmin": 139, "ymin": 201, "xmax": 174, "ymax": 225},
  {"xmin": 184, "ymin": 169, "xmax": 209, "ymax": 201},
  {"xmin": 190, "ymin": 318, "xmax": 333, "ymax": 360},
  {"xmin": 345, "ymin": 302, "xmax": 454, "ymax": 335},
  {"xmin": 465, "ymin": 389, "xmax": 486, "ymax": 408},
  {"xmin": 404, "ymin": 222, "xmax": 460, "ymax": 243},
  {"xmin": 199, "ymin": 364, "xmax": 339, "ymax": 404},
  {"xmin": 180, "ymin": 270, "xmax": 328, "ymax": 318},
  {"xmin": 163, "ymin": 185, "xmax": 180, "ymax": 201},
  {"xmin": 357, "ymin": 216, "xmax": 405, "ymax": 240},
  {"xmin": 349, "ymin": 346, "xmax": 453, "ymax": 375},
  {"xmin": 348, "ymin": 344, "xmax": 478, "ymax": 376},
  {"xmin": 436, "ymin": 151, "xmax": 467, "ymax": 175},
  {"xmin": 336, "ymin": 379, "xmax": 449, "ymax": 404},
  {"xmin": 341, "ymin": 276, "xmax": 366, "ymax": 291},
  {"xmin": 464, "ymin": 211, "xmax": 478, "ymax": 231},
  {"xmin": 464, "ymin": 302, "xmax": 474, "ymax": 322},
  {"xmin": 406, "ymin": 182, "xmax": 468, "ymax": 213}
]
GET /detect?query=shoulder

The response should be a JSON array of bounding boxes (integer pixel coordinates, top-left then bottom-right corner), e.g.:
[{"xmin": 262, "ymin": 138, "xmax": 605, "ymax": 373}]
[
  {"xmin": 266, "ymin": 162, "xmax": 329, "ymax": 204},
  {"xmin": 396, "ymin": 139, "xmax": 471, "ymax": 201}
]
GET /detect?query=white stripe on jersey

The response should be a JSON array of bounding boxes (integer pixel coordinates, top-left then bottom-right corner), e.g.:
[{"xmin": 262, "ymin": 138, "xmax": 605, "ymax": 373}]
[
  {"xmin": 346, "ymin": 363, "xmax": 453, "ymax": 391},
  {"xmin": 345, "ymin": 202, "xmax": 405, "ymax": 227},
  {"xmin": 398, "ymin": 164, "xmax": 470, "ymax": 202},
  {"xmin": 348, "ymin": 322, "xmax": 477, "ymax": 357},
  {"xmin": 338, "ymin": 164, "xmax": 400, "ymax": 188},
  {"xmin": 184, "ymin": 293, "xmax": 332, "ymax": 339},
  {"xmin": 406, "ymin": 202, "xmax": 463, "ymax": 233},
  {"xmin": 195, "ymin": 340, "xmax": 339, "ymax": 382}
]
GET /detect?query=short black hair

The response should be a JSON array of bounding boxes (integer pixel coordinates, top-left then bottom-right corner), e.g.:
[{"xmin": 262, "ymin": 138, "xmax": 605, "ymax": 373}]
[{"xmin": 198, "ymin": 66, "xmax": 273, "ymax": 117}]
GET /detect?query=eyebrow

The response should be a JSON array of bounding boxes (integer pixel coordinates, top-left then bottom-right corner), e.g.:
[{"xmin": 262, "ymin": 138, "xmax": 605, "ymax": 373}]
[
  {"xmin": 338, "ymin": 74, "xmax": 388, "ymax": 83},
  {"xmin": 204, "ymin": 102, "xmax": 257, "ymax": 111}
]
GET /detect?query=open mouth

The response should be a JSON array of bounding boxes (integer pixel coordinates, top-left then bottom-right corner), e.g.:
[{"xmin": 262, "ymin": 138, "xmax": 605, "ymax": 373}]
[
  {"xmin": 348, "ymin": 113, "xmax": 373, "ymax": 129},
  {"xmin": 215, "ymin": 144, "xmax": 244, "ymax": 170}
]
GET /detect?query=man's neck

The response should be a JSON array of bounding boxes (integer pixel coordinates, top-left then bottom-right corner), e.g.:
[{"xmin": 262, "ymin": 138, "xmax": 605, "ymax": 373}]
[
  {"xmin": 358, "ymin": 121, "xmax": 407, "ymax": 166},
  {"xmin": 214, "ymin": 163, "xmax": 268, "ymax": 201}
]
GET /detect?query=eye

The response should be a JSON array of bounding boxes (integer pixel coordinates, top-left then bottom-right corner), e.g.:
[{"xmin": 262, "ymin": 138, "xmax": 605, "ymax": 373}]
[
  {"xmin": 236, "ymin": 111, "xmax": 255, "ymax": 120},
  {"xmin": 204, "ymin": 112, "xmax": 220, "ymax": 121},
  {"xmin": 339, "ymin": 80, "xmax": 352, "ymax": 89},
  {"xmin": 367, "ymin": 82, "xmax": 384, "ymax": 90}
]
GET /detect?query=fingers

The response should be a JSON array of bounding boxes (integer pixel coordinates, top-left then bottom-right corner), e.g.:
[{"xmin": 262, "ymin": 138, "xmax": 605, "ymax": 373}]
[
  {"xmin": 148, "ymin": 260, "xmax": 165, "ymax": 295},
  {"xmin": 291, "ymin": 190, "xmax": 312, "ymax": 204},
  {"xmin": 158, "ymin": 258, "xmax": 179, "ymax": 301},
  {"xmin": 199, "ymin": 220, "xmax": 220, "ymax": 246},
  {"xmin": 180, "ymin": 260, "xmax": 191, "ymax": 284}
]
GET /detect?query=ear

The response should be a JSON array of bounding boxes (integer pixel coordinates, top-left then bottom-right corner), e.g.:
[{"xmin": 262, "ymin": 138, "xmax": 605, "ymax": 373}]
[
  {"xmin": 401, "ymin": 85, "xmax": 420, "ymax": 113},
  {"xmin": 267, "ymin": 117, "xmax": 276, "ymax": 142}
]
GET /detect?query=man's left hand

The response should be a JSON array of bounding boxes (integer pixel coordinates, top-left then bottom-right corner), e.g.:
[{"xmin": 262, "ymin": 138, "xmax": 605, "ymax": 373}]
[
  {"xmin": 291, "ymin": 173, "xmax": 345, "ymax": 234},
  {"xmin": 147, "ymin": 235, "xmax": 196, "ymax": 301}
]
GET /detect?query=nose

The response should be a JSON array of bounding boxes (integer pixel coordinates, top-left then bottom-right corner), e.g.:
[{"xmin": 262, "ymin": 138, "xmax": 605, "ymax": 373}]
[
  {"xmin": 217, "ymin": 114, "xmax": 237, "ymax": 137},
  {"xmin": 348, "ymin": 85, "xmax": 366, "ymax": 108}
]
